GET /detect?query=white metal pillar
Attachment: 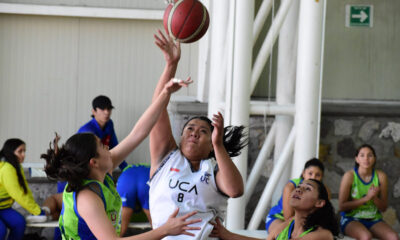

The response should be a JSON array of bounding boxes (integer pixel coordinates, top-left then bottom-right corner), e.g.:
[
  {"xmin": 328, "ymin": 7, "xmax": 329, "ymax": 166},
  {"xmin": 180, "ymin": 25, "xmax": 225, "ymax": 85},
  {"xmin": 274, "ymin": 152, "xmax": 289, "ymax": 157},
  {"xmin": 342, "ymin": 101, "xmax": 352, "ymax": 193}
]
[
  {"xmin": 292, "ymin": 0, "xmax": 325, "ymax": 177},
  {"xmin": 250, "ymin": 0, "xmax": 293, "ymax": 93},
  {"xmin": 272, "ymin": 0, "xmax": 299, "ymax": 204},
  {"xmin": 225, "ymin": 0, "xmax": 253, "ymax": 229},
  {"xmin": 207, "ymin": 0, "xmax": 230, "ymax": 115},
  {"xmin": 253, "ymin": 0, "xmax": 273, "ymax": 43}
]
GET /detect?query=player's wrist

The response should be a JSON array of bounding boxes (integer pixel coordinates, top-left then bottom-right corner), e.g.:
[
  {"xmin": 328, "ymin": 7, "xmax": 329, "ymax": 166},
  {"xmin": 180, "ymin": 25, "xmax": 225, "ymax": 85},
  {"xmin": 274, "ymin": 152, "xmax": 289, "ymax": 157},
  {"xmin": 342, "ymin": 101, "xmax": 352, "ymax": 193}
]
[
  {"xmin": 364, "ymin": 195, "xmax": 372, "ymax": 202},
  {"xmin": 161, "ymin": 86, "xmax": 172, "ymax": 96},
  {"xmin": 158, "ymin": 224, "xmax": 170, "ymax": 237},
  {"xmin": 212, "ymin": 141, "xmax": 225, "ymax": 151},
  {"xmin": 166, "ymin": 60, "xmax": 179, "ymax": 68}
]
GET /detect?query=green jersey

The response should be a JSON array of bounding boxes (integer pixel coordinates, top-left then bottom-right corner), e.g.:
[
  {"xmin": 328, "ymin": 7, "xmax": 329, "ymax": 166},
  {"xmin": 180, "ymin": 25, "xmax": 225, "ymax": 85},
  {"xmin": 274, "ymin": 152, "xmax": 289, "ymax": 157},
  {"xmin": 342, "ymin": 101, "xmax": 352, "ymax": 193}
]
[
  {"xmin": 59, "ymin": 174, "xmax": 122, "ymax": 240},
  {"xmin": 344, "ymin": 167, "xmax": 381, "ymax": 220},
  {"xmin": 276, "ymin": 219, "xmax": 314, "ymax": 240}
]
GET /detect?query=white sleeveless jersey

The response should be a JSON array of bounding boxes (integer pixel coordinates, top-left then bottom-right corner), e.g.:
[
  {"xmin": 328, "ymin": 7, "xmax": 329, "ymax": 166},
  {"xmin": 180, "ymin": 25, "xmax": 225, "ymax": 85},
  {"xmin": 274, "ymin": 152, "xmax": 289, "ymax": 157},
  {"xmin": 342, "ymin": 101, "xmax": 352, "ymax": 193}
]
[{"xmin": 149, "ymin": 149, "xmax": 227, "ymax": 240}]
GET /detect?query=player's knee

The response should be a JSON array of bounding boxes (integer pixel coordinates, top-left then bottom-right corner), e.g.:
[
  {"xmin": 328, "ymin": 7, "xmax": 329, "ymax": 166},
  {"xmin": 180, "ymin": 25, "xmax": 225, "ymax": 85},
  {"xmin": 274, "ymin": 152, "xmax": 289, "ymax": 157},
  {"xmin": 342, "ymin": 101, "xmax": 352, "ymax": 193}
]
[
  {"xmin": 357, "ymin": 232, "xmax": 372, "ymax": 240},
  {"xmin": 385, "ymin": 231, "xmax": 400, "ymax": 240},
  {"xmin": 9, "ymin": 215, "xmax": 26, "ymax": 231}
]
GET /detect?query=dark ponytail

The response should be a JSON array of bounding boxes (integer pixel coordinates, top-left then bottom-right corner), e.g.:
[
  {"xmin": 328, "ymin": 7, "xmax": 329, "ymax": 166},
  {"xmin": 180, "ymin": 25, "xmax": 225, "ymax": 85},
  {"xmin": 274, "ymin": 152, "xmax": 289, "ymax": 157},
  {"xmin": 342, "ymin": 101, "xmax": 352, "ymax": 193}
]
[
  {"xmin": 42, "ymin": 133, "xmax": 98, "ymax": 192},
  {"xmin": 182, "ymin": 116, "xmax": 248, "ymax": 158},
  {"xmin": 0, "ymin": 139, "xmax": 27, "ymax": 194},
  {"xmin": 304, "ymin": 179, "xmax": 340, "ymax": 237},
  {"xmin": 215, "ymin": 125, "xmax": 248, "ymax": 158}
]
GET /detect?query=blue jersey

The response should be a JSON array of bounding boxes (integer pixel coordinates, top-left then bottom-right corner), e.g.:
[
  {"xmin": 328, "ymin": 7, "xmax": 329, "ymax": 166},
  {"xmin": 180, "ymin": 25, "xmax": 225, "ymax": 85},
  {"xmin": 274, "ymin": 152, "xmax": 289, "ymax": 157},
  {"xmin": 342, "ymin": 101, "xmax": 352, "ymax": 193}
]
[
  {"xmin": 78, "ymin": 118, "xmax": 118, "ymax": 149},
  {"xmin": 116, "ymin": 165, "xmax": 150, "ymax": 210}
]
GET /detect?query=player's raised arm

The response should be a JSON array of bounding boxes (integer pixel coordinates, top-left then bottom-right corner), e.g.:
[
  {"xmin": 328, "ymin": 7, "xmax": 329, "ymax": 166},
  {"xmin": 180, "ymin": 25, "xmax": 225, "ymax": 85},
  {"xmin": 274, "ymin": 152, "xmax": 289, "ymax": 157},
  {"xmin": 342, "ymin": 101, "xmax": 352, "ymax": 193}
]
[{"xmin": 150, "ymin": 30, "xmax": 182, "ymax": 175}]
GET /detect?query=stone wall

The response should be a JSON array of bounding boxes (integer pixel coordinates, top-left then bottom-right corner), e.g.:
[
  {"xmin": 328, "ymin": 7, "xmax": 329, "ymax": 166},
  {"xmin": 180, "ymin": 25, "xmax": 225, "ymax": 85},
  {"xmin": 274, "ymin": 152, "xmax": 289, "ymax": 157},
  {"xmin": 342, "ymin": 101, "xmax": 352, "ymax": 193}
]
[{"xmin": 319, "ymin": 115, "xmax": 400, "ymax": 232}]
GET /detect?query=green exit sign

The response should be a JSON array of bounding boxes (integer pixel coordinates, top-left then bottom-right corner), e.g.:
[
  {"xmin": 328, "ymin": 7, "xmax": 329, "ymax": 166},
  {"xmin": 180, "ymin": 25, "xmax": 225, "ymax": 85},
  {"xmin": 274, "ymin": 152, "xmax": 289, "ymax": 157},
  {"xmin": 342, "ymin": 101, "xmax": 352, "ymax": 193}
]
[{"xmin": 346, "ymin": 5, "xmax": 373, "ymax": 27}]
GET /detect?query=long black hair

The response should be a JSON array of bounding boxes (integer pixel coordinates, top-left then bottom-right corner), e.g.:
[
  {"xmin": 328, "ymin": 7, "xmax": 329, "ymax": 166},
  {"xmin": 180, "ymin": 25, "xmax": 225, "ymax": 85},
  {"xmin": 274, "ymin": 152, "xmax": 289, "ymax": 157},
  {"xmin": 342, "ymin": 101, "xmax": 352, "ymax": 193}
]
[
  {"xmin": 303, "ymin": 179, "xmax": 340, "ymax": 236},
  {"xmin": 42, "ymin": 133, "xmax": 98, "ymax": 192},
  {"xmin": 182, "ymin": 116, "xmax": 248, "ymax": 158},
  {"xmin": 0, "ymin": 138, "xmax": 28, "ymax": 194},
  {"xmin": 354, "ymin": 144, "xmax": 376, "ymax": 169}
]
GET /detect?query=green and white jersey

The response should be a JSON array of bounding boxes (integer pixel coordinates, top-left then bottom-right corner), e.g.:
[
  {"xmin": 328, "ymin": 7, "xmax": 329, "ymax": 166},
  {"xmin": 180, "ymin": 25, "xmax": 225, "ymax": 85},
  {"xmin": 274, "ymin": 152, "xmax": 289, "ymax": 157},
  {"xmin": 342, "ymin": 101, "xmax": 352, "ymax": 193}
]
[
  {"xmin": 344, "ymin": 167, "xmax": 381, "ymax": 220},
  {"xmin": 276, "ymin": 219, "xmax": 313, "ymax": 240},
  {"xmin": 59, "ymin": 174, "xmax": 122, "ymax": 240}
]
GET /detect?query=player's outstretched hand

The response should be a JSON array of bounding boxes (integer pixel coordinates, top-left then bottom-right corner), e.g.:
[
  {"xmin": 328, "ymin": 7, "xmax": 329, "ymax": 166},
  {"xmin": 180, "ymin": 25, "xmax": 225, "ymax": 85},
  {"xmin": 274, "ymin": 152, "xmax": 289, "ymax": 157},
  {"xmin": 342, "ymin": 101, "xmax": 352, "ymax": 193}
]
[
  {"xmin": 154, "ymin": 29, "xmax": 181, "ymax": 65},
  {"xmin": 211, "ymin": 112, "xmax": 224, "ymax": 147},
  {"xmin": 164, "ymin": 77, "xmax": 193, "ymax": 94}
]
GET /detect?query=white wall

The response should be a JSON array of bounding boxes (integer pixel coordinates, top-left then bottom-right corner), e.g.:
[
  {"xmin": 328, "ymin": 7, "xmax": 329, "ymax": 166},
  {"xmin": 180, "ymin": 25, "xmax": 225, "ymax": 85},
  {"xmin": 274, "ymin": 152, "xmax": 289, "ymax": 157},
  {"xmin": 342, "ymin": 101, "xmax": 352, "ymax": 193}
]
[
  {"xmin": 0, "ymin": 14, "xmax": 198, "ymax": 165},
  {"xmin": 0, "ymin": 0, "xmax": 165, "ymax": 10},
  {"xmin": 251, "ymin": 0, "xmax": 400, "ymax": 101},
  {"xmin": 323, "ymin": 0, "xmax": 400, "ymax": 100}
]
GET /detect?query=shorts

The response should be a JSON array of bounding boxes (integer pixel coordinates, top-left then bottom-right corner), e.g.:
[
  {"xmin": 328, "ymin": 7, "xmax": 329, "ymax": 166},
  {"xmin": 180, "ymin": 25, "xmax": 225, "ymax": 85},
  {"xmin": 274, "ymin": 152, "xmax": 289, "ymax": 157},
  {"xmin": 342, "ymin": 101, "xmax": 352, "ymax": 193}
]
[
  {"xmin": 340, "ymin": 214, "xmax": 382, "ymax": 233},
  {"xmin": 116, "ymin": 165, "xmax": 150, "ymax": 211}
]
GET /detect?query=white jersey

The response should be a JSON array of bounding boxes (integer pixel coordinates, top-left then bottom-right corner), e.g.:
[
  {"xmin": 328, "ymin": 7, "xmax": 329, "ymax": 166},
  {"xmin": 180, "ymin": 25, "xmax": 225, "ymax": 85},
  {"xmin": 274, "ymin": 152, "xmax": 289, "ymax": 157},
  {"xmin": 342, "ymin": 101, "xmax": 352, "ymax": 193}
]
[{"xmin": 149, "ymin": 149, "xmax": 227, "ymax": 240}]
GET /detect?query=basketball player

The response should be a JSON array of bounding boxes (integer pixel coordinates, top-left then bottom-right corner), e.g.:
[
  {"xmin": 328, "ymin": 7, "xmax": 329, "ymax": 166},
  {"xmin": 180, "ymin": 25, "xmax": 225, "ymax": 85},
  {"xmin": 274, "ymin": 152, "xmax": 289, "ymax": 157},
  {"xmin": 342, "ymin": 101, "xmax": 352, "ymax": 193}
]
[{"xmin": 148, "ymin": 30, "xmax": 248, "ymax": 239}]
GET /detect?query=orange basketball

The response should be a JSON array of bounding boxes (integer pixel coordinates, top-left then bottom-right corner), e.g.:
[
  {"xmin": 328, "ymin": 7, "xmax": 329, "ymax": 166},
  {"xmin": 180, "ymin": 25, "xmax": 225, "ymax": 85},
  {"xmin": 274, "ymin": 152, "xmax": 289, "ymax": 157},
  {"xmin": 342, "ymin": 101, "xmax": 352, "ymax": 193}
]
[{"xmin": 163, "ymin": 0, "xmax": 210, "ymax": 43}]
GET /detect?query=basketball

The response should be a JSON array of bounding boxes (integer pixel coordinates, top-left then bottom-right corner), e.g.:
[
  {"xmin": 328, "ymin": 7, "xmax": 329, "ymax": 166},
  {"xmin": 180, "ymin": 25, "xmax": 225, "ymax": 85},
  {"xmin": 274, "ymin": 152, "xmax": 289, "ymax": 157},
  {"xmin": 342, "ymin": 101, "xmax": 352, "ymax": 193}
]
[{"xmin": 163, "ymin": 0, "xmax": 210, "ymax": 43}]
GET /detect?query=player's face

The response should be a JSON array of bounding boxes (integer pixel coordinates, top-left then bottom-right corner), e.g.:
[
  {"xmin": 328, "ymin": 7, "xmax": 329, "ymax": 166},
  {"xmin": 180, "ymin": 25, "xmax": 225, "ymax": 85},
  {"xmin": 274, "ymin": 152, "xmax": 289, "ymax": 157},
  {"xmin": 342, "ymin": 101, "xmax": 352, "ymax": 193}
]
[
  {"xmin": 93, "ymin": 138, "xmax": 112, "ymax": 172},
  {"xmin": 14, "ymin": 144, "xmax": 26, "ymax": 163},
  {"xmin": 355, "ymin": 147, "xmax": 375, "ymax": 169},
  {"xmin": 302, "ymin": 166, "xmax": 323, "ymax": 181},
  {"xmin": 92, "ymin": 108, "xmax": 112, "ymax": 126},
  {"xmin": 290, "ymin": 180, "xmax": 323, "ymax": 211},
  {"xmin": 180, "ymin": 119, "xmax": 213, "ymax": 165}
]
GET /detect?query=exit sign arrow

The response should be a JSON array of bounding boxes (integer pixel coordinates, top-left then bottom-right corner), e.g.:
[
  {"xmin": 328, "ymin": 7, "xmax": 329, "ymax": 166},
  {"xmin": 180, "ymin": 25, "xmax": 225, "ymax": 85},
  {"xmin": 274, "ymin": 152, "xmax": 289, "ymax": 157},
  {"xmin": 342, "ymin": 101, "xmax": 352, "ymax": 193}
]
[{"xmin": 352, "ymin": 10, "xmax": 368, "ymax": 22}]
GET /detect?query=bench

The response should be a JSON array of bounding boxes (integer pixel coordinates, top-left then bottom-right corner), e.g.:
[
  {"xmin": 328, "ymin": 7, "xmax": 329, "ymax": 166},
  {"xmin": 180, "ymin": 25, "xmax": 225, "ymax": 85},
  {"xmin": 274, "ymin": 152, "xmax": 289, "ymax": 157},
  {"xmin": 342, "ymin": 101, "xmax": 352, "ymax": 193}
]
[{"xmin": 227, "ymin": 230, "xmax": 397, "ymax": 240}]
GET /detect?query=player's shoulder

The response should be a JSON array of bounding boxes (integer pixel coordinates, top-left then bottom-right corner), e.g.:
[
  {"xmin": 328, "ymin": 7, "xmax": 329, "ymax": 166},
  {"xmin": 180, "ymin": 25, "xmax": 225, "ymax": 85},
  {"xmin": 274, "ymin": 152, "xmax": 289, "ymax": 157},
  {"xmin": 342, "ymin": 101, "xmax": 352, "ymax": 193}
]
[
  {"xmin": 340, "ymin": 170, "xmax": 355, "ymax": 186},
  {"xmin": 344, "ymin": 169, "xmax": 355, "ymax": 178},
  {"xmin": 106, "ymin": 119, "xmax": 114, "ymax": 127},
  {"xmin": 375, "ymin": 169, "xmax": 387, "ymax": 180},
  {"xmin": 285, "ymin": 178, "xmax": 300, "ymax": 189},
  {"xmin": 273, "ymin": 219, "xmax": 293, "ymax": 237},
  {"xmin": 78, "ymin": 119, "xmax": 96, "ymax": 132}
]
